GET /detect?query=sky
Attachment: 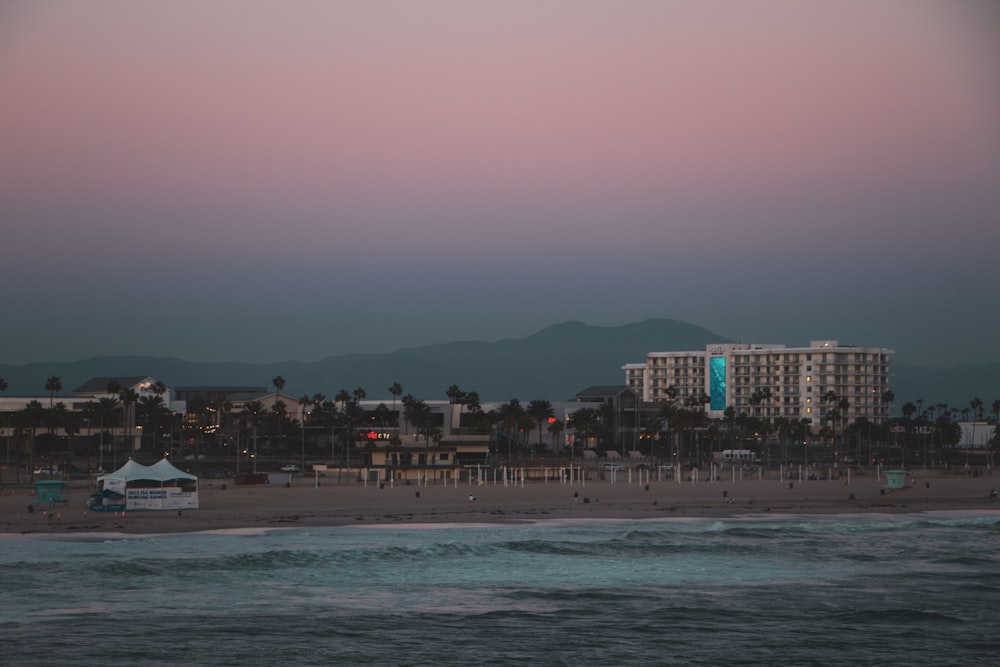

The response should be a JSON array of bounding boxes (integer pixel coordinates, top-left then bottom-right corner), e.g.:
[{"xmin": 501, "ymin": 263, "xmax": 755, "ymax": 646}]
[{"xmin": 2, "ymin": 0, "xmax": 999, "ymax": 368}]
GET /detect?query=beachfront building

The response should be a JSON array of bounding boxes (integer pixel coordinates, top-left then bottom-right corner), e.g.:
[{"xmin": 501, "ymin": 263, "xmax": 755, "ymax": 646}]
[
  {"xmin": 623, "ymin": 340, "xmax": 894, "ymax": 429},
  {"xmin": 347, "ymin": 396, "xmax": 644, "ymax": 482},
  {"xmin": 571, "ymin": 386, "xmax": 641, "ymax": 456},
  {"xmin": 0, "ymin": 375, "xmax": 184, "ymax": 473}
]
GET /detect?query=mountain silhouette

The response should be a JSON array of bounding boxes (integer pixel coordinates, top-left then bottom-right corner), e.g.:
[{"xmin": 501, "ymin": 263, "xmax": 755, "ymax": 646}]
[
  {"xmin": 0, "ymin": 319, "xmax": 724, "ymax": 401},
  {"xmin": 1, "ymin": 318, "xmax": 995, "ymax": 409}
]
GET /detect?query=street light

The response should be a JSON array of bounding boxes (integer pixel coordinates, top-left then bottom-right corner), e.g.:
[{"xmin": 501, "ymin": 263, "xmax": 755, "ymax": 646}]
[{"xmin": 301, "ymin": 410, "xmax": 309, "ymax": 473}]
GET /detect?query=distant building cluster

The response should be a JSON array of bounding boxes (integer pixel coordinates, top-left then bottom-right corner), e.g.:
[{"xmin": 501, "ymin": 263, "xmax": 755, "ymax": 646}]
[{"xmin": 1, "ymin": 340, "xmax": 916, "ymax": 479}]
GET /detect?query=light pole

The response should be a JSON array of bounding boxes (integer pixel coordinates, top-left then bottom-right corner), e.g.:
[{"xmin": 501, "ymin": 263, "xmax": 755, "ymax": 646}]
[
  {"xmin": 98, "ymin": 417, "xmax": 105, "ymax": 472},
  {"xmin": 301, "ymin": 410, "xmax": 308, "ymax": 472}
]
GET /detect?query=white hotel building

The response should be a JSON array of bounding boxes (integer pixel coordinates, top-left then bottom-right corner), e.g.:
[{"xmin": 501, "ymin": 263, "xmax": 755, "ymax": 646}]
[{"xmin": 623, "ymin": 340, "xmax": 893, "ymax": 427}]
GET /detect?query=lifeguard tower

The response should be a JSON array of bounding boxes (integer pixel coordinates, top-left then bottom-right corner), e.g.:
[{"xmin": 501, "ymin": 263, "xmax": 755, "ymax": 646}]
[
  {"xmin": 884, "ymin": 470, "xmax": 909, "ymax": 490},
  {"xmin": 33, "ymin": 480, "xmax": 68, "ymax": 508}
]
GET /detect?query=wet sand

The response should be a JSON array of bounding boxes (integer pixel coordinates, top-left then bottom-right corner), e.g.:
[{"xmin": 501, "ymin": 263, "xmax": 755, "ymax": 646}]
[{"xmin": 3, "ymin": 470, "xmax": 998, "ymax": 535}]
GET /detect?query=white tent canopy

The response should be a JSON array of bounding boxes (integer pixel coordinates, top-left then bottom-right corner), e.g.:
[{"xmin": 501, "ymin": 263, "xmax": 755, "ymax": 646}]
[
  {"xmin": 149, "ymin": 458, "xmax": 198, "ymax": 482},
  {"xmin": 97, "ymin": 458, "xmax": 198, "ymax": 511}
]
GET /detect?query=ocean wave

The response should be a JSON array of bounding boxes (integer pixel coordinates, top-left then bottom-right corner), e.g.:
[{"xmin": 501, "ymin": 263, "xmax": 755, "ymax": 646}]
[{"xmin": 833, "ymin": 608, "xmax": 967, "ymax": 625}]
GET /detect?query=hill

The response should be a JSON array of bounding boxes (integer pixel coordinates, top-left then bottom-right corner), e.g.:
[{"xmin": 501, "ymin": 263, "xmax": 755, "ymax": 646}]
[
  {"xmin": 0, "ymin": 319, "xmax": 728, "ymax": 401},
  {"xmin": 2, "ymin": 319, "xmax": 995, "ymax": 409}
]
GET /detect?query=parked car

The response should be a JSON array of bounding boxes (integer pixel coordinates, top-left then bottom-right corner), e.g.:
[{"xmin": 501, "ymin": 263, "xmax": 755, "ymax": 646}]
[
  {"xmin": 279, "ymin": 464, "xmax": 301, "ymax": 473},
  {"xmin": 34, "ymin": 467, "xmax": 58, "ymax": 476}
]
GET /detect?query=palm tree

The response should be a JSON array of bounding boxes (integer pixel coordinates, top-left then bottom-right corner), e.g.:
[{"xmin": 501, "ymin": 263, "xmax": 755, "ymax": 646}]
[
  {"xmin": 403, "ymin": 396, "xmax": 435, "ymax": 475},
  {"xmin": 96, "ymin": 396, "xmax": 118, "ymax": 471},
  {"xmin": 298, "ymin": 395, "xmax": 312, "ymax": 469},
  {"xmin": 838, "ymin": 397, "xmax": 852, "ymax": 461},
  {"xmin": 527, "ymin": 400, "xmax": 555, "ymax": 455},
  {"xmin": 518, "ymin": 411, "xmax": 536, "ymax": 451},
  {"xmin": 152, "ymin": 380, "xmax": 167, "ymax": 396},
  {"xmin": 335, "ymin": 389, "xmax": 351, "ymax": 414},
  {"xmin": 45, "ymin": 376, "xmax": 62, "ymax": 408},
  {"xmin": 465, "ymin": 390, "xmax": 481, "ymax": 414},
  {"xmin": 242, "ymin": 400, "xmax": 265, "ymax": 473},
  {"xmin": 773, "ymin": 416, "xmax": 791, "ymax": 463},
  {"xmin": 137, "ymin": 394, "xmax": 166, "ymax": 453},
  {"xmin": 388, "ymin": 382, "xmax": 403, "ymax": 426},
  {"xmin": 345, "ymin": 388, "xmax": 367, "ymax": 465},
  {"xmin": 820, "ymin": 390, "xmax": 839, "ymax": 452},
  {"xmin": 668, "ymin": 407, "xmax": 697, "ymax": 466},
  {"xmin": 374, "ymin": 403, "xmax": 391, "ymax": 429},
  {"xmin": 901, "ymin": 401, "xmax": 921, "ymax": 465},
  {"xmin": 568, "ymin": 407, "xmax": 600, "ymax": 461},
  {"xmin": 273, "ymin": 399, "xmax": 291, "ymax": 458},
  {"xmin": 463, "ymin": 391, "xmax": 485, "ymax": 433},
  {"xmin": 219, "ymin": 399, "xmax": 234, "ymax": 464},
  {"xmin": 881, "ymin": 390, "xmax": 895, "ymax": 421},
  {"xmin": 664, "ymin": 385, "xmax": 679, "ymax": 408},
  {"xmin": 312, "ymin": 399, "xmax": 339, "ymax": 462},
  {"xmin": 547, "ymin": 418, "xmax": 565, "ymax": 454},
  {"xmin": 23, "ymin": 400, "xmax": 45, "ymax": 478},
  {"xmin": 446, "ymin": 384, "xmax": 468, "ymax": 430},
  {"xmin": 61, "ymin": 405, "xmax": 78, "ymax": 475},
  {"xmin": 969, "ymin": 397, "xmax": 984, "ymax": 449},
  {"xmin": 497, "ymin": 399, "xmax": 525, "ymax": 464},
  {"xmin": 0, "ymin": 377, "xmax": 8, "ymax": 474},
  {"xmin": 446, "ymin": 384, "xmax": 464, "ymax": 404},
  {"xmin": 118, "ymin": 388, "xmax": 139, "ymax": 464},
  {"xmin": 424, "ymin": 425, "xmax": 443, "ymax": 475},
  {"xmin": 403, "ymin": 397, "xmax": 433, "ymax": 441},
  {"xmin": 723, "ymin": 406, "xmax": 738, "ymax": 450},
  {"xmin": 272, "ymin": 375, "xmax": 286, "ymax": 396}
]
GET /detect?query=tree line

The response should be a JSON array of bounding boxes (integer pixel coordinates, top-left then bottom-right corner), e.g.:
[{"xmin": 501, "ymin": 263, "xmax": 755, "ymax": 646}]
[{"xmin": 2, "ymin": 376, "xmax": 998, "ymax": 480}]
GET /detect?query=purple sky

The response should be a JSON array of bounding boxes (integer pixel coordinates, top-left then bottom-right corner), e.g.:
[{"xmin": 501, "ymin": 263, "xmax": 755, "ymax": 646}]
[{"xmin": 2, "ymin": 1, "xmax": 999, "ymax": 366}]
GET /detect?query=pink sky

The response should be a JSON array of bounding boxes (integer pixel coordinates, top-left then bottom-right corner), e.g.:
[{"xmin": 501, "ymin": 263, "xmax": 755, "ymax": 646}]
[
  {"xmin": 1, "ymin": 0, "xmax": 998, "ymax": 364},
  {"xmin": 4, "ymin": 2, "xmax": 995, "ymax": 203}
]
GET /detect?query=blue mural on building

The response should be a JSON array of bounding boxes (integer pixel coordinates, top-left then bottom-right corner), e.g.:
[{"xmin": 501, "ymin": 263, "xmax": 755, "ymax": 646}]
[{"xmin": 710, "ymin": 356, "xmax": 726, "ymax": 411}]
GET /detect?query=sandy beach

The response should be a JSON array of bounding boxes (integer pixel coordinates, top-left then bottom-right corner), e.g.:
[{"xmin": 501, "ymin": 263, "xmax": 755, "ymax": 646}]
[{"xmin": 3, "ymin": 469, "xmax": 998, "ymax": 535}]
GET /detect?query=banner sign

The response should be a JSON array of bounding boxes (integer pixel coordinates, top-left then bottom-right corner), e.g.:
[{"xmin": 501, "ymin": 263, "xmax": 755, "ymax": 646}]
[{"xmin": 125, "ymin": 488, "xmax": 198, "ymax": 510}]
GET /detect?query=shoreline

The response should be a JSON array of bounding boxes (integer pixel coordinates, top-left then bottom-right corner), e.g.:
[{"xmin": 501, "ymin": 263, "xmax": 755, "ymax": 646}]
[{"xmin": 3, "ymin": 472, "xmax": 998, "ymax": 536}]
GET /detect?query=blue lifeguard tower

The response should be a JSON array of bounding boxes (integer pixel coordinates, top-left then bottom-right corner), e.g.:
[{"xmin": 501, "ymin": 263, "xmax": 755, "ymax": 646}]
[
  {"xmin": 33, "ymin": 480, "xmax": 68, "ymax": 507},
  {"xmin": 884, "ymin": 470, "xmax": 909, "ymax": 490}
]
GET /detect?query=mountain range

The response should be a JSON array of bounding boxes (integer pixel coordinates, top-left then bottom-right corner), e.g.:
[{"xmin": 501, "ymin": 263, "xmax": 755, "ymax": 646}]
[{"xmin": 1, "ymin": 318, "xmax": 996, "ymax": 410}]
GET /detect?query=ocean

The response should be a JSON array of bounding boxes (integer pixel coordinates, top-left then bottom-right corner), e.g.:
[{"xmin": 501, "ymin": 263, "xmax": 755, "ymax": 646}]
[{"xmin": 3, "ymin": 512, "xmax": 999, "ymax": 666}]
